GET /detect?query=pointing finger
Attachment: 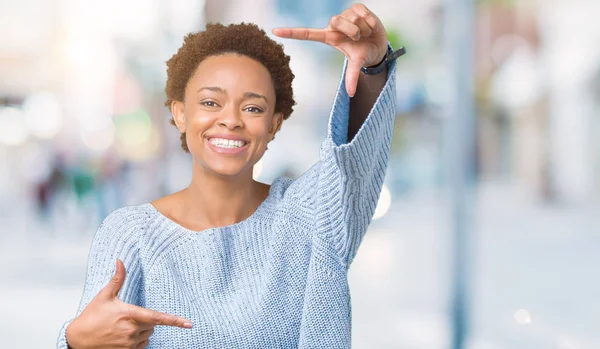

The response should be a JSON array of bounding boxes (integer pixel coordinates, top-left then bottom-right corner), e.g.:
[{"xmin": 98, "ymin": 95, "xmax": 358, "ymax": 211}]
[
  {"xmin": 128, "ymin": 305, "xmax": 193, "ymax": 329},
  {"xmin": 272, "ymin": 27, "xmax": 327, "ymax": 43}
]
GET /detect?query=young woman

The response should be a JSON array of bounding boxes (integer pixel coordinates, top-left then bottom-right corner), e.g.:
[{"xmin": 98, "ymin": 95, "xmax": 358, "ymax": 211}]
[{"xmin": 58, "ymin": 3, "xmax": 401, "ymax": 348}]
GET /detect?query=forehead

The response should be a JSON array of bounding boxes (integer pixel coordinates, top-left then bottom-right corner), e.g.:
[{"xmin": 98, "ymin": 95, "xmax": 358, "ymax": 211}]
[{"xmin": 188, "ymin": 53, "xmax": 275, "ymax": 96}]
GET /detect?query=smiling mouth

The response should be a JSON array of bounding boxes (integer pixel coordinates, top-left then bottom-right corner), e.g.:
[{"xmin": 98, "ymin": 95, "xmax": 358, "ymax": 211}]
[{"xmin": 208, "ymin": 137, "xmax": 248, "ymax": 149}]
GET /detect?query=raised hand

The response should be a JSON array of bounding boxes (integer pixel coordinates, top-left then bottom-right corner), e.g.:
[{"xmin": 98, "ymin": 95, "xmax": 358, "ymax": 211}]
[
  {"xmin": 272, "ymin": 3, "xmax": 389, "ymax": 97},
  {"xmin": 66, "ymin": 260, "xmax": 192, "ymax": 349}
]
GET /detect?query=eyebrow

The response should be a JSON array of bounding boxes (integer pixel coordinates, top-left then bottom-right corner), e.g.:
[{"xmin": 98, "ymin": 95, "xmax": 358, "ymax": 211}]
[{"xmin": 197, "ymin": 87, "xmax": 269, "ymax": 103}]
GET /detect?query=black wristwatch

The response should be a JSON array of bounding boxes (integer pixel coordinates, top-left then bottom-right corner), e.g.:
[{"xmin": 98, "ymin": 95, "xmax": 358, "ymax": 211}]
[{"xmin": 361, "ymin": 46, "xmax": 406, "ymax": 75}]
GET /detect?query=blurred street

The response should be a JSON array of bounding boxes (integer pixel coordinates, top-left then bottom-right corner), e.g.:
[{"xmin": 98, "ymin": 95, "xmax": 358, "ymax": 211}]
[{"xmin": 2, "ymin": 0, "xmax": 600, "ymax": 348}]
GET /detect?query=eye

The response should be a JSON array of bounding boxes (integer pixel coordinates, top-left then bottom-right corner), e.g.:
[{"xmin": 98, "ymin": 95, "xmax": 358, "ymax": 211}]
[
  {"xmin": 244, "ymin": 106, "xmax": 264, "ymax": 113},
  {"xmin": 200, "ymin": 100, "xmax": 219, "ymax": 107}
]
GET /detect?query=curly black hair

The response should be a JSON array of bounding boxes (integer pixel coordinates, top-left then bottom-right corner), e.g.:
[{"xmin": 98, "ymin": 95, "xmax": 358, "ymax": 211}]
[{"xmin": 164, "ymin": 23, "xmax": 296, "ymax": 152}]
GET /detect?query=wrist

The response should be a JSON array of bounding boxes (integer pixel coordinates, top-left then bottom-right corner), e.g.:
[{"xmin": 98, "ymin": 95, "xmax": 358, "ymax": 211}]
[
  {"xmin": 365, "ymin": 48, "xmax": 388, "ymax": 69},
  {"xmin": 361, "ymin": 46, "xmax": 405, "ymax": 75}
]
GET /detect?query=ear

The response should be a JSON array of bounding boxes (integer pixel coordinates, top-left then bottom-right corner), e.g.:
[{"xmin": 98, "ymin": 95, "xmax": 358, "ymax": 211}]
[
  {"xmin": 269, "ymin": 113, "xmax": 283, "ymax": 141},
  {"xmin": 171, "ymin": 100, "xmax": 186, "ymax": 133}
]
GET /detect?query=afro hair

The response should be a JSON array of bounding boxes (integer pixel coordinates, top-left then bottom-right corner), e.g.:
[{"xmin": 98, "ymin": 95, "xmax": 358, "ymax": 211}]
[{"xmin": 164, "ymin": 23, "xmax": 296, "ymax": 152}]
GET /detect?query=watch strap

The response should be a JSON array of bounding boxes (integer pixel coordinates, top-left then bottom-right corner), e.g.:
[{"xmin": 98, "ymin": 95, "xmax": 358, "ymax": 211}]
[{"xmin": 361, "ymin": 46, "xmax": 406, "ymax": 75}]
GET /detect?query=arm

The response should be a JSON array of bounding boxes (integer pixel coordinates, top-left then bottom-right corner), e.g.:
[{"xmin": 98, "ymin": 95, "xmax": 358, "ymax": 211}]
[
  {"xmin": 274, "ymin": 4, "xmax": 399, "ymax": 266},
  {"xmin": 316, "ymin": 58, "xmax": 397, "ymax": 266},
  {"xmin": 348, "ymin": 64, "xmax": 388, "ymax": 141},
  {"xmin": 57, "ymin": 204, "xmax": 191, "ymax": 349},
  {"xmin": 57, "ymin": 207, "xmax": 145, "ymax": 349}
]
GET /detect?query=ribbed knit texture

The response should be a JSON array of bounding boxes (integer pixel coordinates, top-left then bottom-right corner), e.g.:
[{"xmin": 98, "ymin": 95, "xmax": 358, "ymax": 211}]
[{"xmin": 57, "ymin": 58, "xmax": 397, "ymax": 349}]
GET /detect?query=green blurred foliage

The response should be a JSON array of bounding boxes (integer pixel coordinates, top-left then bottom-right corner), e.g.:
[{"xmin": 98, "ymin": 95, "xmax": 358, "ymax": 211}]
[{"xmin": 386, "ymin": 28, "xmax": 404, "ymax": 52}]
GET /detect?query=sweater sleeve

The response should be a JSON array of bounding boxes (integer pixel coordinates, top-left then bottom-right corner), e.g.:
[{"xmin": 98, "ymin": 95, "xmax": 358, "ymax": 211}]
[
  {"xmin": 314, "ymin": 57, "xmax": 397, "ymax": 266},
  {"xmin": 56, "ymin": 206, "xmax": 146, "ymax": 349}
]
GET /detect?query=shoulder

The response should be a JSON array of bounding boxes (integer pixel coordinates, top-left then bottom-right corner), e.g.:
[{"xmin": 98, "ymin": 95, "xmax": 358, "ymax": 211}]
[
  {"xmin": 100, "ymin": 204, "xmax": 150, "ymax": 229},
  {"xmin": 84, "ymin": 205, "xmax": 150, "ymax": 282},
  {"xmin": 94, "ymin": 204, "xmax": 151, "ymax": 245},
  {"xmin": 268, "ymin": 164, "xmax": 321, "ymax": 209}
]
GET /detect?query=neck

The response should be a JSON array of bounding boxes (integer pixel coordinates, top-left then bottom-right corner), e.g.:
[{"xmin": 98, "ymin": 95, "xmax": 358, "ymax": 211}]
[{"xmin": 180, "ymin": 162, "xmax": 266, "ymax": 229}]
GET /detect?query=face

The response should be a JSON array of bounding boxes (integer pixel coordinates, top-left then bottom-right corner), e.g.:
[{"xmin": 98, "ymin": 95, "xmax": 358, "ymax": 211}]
[{"xmin": 171, "ymin": 53, "xmax": 282, "ymax": 178}]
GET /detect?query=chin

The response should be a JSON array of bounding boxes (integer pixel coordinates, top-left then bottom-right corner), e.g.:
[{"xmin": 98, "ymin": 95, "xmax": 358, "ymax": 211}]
[
  {"xmin": 208, "ymin": 164, "xmax": 251, "ymax": 178},
  {"xmin": 194, "ymin": 155, "xmax": 253, "ymax": 179}
]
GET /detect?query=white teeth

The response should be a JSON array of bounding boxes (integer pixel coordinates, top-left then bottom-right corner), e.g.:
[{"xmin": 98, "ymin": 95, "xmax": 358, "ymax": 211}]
[{"xmin": 209, "ymin": 138, "xmax": 246, "ymax": 149}]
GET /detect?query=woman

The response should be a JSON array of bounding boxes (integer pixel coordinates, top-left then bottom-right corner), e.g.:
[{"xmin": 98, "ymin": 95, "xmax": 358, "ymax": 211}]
[{"xmin": 58, "ymin": 3, "xmax": 401, "ymax": 348}]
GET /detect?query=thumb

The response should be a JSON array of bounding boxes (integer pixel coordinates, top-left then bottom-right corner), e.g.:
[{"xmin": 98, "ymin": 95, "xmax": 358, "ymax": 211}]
[
  {"xmin": 345, "ymin": 58, "xmax": 364, "ymax": 98},
  {"xmin": 99, "ymin": 259, "xmax": 126, "ymax": 300}
]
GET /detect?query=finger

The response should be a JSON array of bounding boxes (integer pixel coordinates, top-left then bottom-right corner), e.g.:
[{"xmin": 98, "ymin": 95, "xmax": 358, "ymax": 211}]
[
  {"xmin": 345, "ymin": 58, "xmax": 365, "ymax": 98},
  {"xmin": 329, "ymin": 15, "xmax": 361, "ymax": 41},
  {"xmin": 350, "ymin": 3, "xmax": 382, "ymax": 33},
  {"xmin": 138, "ymin": 327, "xmax": 155, "ymax": 341},
  {"xmin": 272, "ymin": 27, "xmax": 327, "ymax": 43},
  {"xmin": 341, "ymin": 11, "xmax": 372, "ymax": 38},
  {"xmin": 136, "ymin": 322, "xmax": 156, "ymax": 332},
  {"xmin": 128, "ymin": 305, "xmax": 192, "ymax": 329},
  {"xmin": 135, "ymin": 339, "xmax": 149, "ymax": 349},
  {"xmin": 99, "ymin": 259, "xmax": 126, "ymax": 300}
]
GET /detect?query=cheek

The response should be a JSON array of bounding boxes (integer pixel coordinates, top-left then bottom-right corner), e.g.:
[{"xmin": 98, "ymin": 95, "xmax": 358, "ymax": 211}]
[
  {"xmin": 184, "ymin": 113, "xmax": 216, "ymax": 145},
  {"xmin": 246, "ymin": 117, "xmax": 274, "ymax": 138},
  {"xmin": 186, "ymin": 110, "xmax": 214, "ymax": 129}
]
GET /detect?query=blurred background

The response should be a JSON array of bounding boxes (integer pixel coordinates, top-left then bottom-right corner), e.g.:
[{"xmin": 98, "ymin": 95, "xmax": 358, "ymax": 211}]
[{"xmin": 1, "ymin": 0, "xmax": 599, "ymax": 348}]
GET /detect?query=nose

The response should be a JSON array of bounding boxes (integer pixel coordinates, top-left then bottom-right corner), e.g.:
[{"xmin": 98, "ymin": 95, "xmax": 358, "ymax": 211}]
[{"xmin": 217, "ymin": 106, "xmax": 243, "ymax": 130}]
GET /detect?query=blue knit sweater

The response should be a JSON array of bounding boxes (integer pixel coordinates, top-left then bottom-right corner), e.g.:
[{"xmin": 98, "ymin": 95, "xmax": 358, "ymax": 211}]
[{"xmin": 57, "ymin": 59, "xmax": 397, "ymax": 348}]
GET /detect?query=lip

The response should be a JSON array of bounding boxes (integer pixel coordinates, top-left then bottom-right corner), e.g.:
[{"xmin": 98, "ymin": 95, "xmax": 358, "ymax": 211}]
[{"xmin": 206, "ymin": 136, "xmax": 250, "ymax": 155}]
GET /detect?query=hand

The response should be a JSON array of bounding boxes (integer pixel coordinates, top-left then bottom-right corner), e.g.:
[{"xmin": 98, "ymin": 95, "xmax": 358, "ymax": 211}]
[
  {"xmin": 66, "ymin": 260, "xmax": 192, "ymax": 349},
  {"xmin": 272, "ymin": 3, "xmax": 388, "ymax": 97}
]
